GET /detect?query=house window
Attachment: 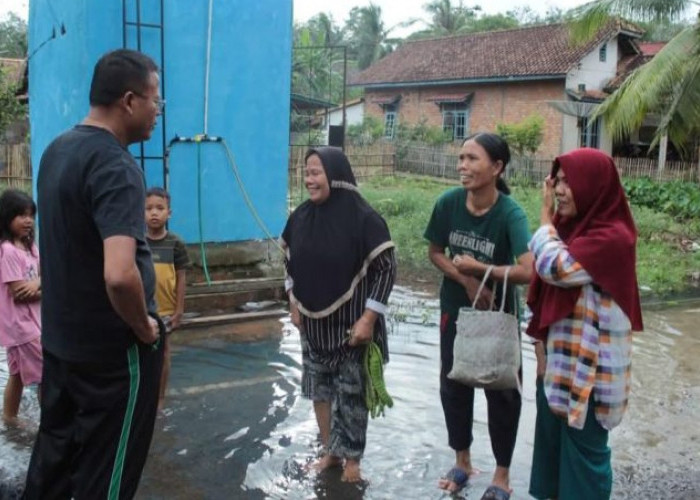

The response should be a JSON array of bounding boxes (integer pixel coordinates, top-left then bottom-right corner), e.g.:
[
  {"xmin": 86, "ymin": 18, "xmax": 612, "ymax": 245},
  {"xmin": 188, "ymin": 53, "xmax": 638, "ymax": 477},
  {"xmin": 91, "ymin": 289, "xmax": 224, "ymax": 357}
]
[
  {"xmin": 441, "ymin": 102, "xmax": 470, "ymax": 141},
  {"xmin": 384, "ymin": 104, "xmax": 397, "ymax": 139},
  {"xmin": 579, "ymin": 116, "xmax": 601, "ymax": 148},
  {"xmin": 599, "ymin": 43, "xmax": 607, "ymax": 62}
]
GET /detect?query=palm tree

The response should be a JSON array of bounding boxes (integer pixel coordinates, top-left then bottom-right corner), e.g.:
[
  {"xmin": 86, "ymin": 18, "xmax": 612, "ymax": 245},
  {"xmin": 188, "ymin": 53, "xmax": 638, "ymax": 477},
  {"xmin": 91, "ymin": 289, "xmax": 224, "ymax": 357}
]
[
  {"xmin": 422, "ymin": 0, "xmax": 480, "ymax": 36},
  {"xmin": 305, "ymin": 12, "xmax": 345, "ymax": 47},
  {"xmin": 571, "ymin": 1, "xmax": 699, "ymax": 154},
  {"xmin": 345, "ymin": 3, "xmax": 406, "ymax": 70},
  {"xmin": 292, "ymin": 15, "xmax": 346, "ymax": 103}
]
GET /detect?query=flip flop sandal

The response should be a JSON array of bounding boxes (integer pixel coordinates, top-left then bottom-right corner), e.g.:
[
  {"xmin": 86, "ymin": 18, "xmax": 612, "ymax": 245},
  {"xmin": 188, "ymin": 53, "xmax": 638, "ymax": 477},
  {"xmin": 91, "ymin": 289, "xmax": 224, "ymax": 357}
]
[
  {"xmin": 441, "ymin": 467, "xmax": 469, "ymax": 493},
  {"xmin": 480, "ymin": 485, "xmax": 511, "ymax": 500}
]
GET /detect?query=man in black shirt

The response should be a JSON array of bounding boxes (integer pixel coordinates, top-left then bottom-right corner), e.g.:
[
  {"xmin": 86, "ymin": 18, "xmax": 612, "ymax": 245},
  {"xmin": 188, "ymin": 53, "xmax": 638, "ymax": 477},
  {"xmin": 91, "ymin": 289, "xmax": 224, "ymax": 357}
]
[{"xmin": 25, "ymin": 49, "xmax": 165, "ymax": 499}]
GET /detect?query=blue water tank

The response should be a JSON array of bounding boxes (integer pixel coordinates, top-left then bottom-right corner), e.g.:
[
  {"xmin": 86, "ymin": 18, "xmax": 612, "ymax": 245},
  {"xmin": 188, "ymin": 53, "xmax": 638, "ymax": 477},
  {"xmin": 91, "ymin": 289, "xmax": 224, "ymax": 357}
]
[{"xmin": 29, "ymin": 0, "xmax": 292, "ymax": 243}]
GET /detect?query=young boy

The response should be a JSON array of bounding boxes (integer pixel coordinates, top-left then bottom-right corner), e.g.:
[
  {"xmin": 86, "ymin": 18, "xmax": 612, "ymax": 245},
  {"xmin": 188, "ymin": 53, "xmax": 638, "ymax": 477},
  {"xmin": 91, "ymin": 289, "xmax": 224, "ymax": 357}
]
[{"xmin": 145, "ymin": 187, "xmax": 191, "ymax": 410}]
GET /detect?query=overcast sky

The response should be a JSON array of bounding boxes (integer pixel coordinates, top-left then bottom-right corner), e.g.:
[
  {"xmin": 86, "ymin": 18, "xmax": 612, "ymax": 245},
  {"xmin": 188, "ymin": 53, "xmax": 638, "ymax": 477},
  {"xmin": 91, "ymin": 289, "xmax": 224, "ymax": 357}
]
[
  {"xmin": 0, "ymin": 0, "xmax": 25, "ymax": 18},
  {"xmin": 2, "ymin": 1, "xmax": 590, "ymax": 27}
]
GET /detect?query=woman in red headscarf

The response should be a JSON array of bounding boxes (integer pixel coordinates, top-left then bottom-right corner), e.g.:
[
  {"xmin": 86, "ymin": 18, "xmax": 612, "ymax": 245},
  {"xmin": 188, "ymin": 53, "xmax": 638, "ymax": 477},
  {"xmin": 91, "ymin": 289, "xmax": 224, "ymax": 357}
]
[{"xmin": 526, "ymin": 148, "xmax": 643, "ymax": 500}]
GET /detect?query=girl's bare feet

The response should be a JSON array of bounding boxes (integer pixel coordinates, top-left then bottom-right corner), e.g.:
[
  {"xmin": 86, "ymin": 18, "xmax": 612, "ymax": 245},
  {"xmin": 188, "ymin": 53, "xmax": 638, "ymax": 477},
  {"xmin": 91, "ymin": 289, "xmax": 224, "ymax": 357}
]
[
  {"xmin": 341, "ymin": 458, "xmax": 362, "ymax": 482},
  {"xmin": 2, "ymin": 414, "xmax": 19, "ymax": 427}
]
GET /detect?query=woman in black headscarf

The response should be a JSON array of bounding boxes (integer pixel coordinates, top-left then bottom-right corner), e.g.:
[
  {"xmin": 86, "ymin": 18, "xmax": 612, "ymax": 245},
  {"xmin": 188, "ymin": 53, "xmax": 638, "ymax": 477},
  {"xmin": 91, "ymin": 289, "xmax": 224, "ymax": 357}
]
[{"xmin": 281, "ymin": 147, "xmax": 396, "ymax": 482}]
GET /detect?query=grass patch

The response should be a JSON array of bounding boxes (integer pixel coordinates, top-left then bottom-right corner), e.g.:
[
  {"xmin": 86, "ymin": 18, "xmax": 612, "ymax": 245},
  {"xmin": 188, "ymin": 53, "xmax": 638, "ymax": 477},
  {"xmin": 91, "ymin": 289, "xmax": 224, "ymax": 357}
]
[
  {"xmin": 361, "ymin": 176, "xmax": 447, "ymax": 274},
  {"xmin": 357, "ymin": 175, "xmax": 700, "ymax": 296}
]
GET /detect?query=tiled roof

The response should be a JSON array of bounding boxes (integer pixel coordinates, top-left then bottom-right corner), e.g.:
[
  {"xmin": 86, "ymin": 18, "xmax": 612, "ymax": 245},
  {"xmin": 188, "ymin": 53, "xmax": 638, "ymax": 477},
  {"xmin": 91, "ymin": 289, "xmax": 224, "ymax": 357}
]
[
  {"xmin": 567, "ymin": 88, "xmax": 609, "ymax": 102},
  {"xmin": 352, "ymin": 22, "xmax": 629, "ymax": 87},
  {"xmin": 606, "ymin": 41, "xmax": 664, "ymax": 90},
  {"xmin": 639, "ymin": 41, "xmax": 665, "ymax": 56}
]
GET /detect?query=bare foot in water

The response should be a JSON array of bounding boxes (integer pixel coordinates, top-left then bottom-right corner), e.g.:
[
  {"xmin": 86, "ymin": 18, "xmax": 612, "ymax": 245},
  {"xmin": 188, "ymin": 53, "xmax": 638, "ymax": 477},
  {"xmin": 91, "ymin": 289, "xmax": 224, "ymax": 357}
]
[
  {"xmin": 311, "ymin": 454, "xmax": 342, "ymax": 472},
  {"xmin": 2, "ymin": 415, "xmax": 19, "ymax": 427},
  {"xmin": 2, "ymin": 415, "xmax": 36, "ymax": 434},
  {"xmin": 341, "ymin": 459, "xmax": 362, "ymax": 482}
]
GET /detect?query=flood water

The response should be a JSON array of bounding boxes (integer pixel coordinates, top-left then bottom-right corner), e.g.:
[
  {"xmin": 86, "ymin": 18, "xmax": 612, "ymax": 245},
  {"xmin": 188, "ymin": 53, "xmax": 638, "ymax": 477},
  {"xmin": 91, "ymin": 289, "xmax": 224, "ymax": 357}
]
[{"xmin": 1, "ymin": 287, "xmax": 700, "ymax": 499}]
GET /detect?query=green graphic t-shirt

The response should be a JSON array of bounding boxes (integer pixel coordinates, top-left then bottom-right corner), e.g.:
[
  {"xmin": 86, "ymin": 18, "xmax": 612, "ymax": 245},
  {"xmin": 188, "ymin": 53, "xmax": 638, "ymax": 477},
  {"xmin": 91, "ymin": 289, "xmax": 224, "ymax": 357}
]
[{"xmin": 424, "ymin": 187, "xmax": 531, "ymax": 315}]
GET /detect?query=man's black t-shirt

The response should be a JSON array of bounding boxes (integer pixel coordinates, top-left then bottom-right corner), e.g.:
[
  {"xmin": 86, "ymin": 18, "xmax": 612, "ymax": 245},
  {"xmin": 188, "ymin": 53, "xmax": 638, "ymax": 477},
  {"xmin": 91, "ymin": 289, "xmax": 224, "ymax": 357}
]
[{"xmin": 38, "ymin": 125, "xmax": 156, "ymax": 362}]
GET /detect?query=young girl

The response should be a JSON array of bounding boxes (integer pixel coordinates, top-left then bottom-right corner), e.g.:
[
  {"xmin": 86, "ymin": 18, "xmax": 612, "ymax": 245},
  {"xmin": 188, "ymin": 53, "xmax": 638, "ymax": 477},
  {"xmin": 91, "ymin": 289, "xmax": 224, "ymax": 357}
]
[{"xmin": 0, "ymin": 189, "xmax": 43, "ymax": 424}]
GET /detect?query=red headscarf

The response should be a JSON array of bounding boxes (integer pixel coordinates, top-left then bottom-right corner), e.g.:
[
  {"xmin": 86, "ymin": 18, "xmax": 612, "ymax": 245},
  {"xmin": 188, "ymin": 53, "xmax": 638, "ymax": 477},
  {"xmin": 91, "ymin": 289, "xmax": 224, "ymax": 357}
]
[{"xmin": 527, "ymin": 148, "xmax": 643, "ymax": 340}]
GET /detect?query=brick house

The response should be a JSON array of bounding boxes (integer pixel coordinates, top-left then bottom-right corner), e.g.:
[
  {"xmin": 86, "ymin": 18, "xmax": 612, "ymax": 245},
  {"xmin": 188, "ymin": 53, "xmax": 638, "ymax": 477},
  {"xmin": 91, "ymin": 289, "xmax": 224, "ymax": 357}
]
[{"xmin": 350, "ymin": 22, "xmax": 643, "ymax": 158}]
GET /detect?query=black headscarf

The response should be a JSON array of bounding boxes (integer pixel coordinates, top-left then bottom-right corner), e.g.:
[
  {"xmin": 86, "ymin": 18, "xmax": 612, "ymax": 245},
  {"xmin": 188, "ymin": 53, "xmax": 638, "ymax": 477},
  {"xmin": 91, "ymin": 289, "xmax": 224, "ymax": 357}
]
[{"xmin": 281, "ymin": 147, "xmax": 394, "ymax": 318}]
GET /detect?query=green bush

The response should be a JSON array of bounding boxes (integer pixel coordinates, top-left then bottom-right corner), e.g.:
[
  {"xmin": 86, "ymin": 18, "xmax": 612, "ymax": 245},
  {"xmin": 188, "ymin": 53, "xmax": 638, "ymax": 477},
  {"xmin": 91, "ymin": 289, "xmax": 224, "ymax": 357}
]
[
  {"xmin": 347, "ymin": 115, "xmax": 385, "ymax": 145},
  {"xmin": 495, "ymin": 114, "xmax": 544, "ymax": 157},
  {"xmin": 623, "ymin": 178, "xmax": 700, "ymax": 220},
  {"xmin": 396, "ymin": 119, "xmax": 452, "ymax": 146}
]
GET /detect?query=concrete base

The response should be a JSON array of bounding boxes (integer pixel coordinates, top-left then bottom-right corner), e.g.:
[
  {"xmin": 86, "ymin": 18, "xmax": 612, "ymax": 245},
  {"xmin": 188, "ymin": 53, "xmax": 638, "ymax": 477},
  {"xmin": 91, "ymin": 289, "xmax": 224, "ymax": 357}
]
[
  {"xmin": 185, "ymin": 239, "xmax": 284, "ymax": 284},
  {"xmin": 182, "ymin": 239, "xmax": 287, "ymax": 316},
  {"xmin": 185, "ymin": 277, "xmax": 286, "ymax": 316}
]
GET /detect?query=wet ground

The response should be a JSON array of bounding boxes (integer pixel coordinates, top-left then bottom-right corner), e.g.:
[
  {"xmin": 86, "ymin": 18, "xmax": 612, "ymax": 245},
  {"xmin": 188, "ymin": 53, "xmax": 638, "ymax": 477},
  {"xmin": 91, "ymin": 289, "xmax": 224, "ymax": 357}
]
[{"xmin": 1, "ymin": 286, "xmax": 700, "ymax": 499}]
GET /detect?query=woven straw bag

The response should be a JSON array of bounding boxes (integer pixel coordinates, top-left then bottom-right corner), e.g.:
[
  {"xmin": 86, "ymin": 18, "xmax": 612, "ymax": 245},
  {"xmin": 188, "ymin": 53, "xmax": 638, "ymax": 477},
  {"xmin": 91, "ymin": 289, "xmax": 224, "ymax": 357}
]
[{"xmin": 447, "ymin": 266, "xmax": 521, "ymax": 391}]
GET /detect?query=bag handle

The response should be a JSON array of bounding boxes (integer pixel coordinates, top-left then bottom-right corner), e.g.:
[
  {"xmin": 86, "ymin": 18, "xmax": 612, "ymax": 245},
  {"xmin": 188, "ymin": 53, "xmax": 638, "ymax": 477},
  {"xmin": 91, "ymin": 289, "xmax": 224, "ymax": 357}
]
[
  {"xmin": 473, "ymin": 265, "xmax": 511, "ymax": 312},
  {"xmin": 472, "ymin": 265, "xmax": 494, "ymax": 308},
  {"xmin": 499, "ymin": 266, "xmax": 510, "ymax": 313}
]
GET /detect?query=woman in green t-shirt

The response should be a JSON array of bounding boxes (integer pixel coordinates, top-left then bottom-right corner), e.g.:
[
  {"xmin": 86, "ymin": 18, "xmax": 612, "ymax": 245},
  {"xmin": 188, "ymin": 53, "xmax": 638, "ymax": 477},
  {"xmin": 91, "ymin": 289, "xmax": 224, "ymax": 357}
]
[{"xmin": 424, "ymin": 133, "xmax": 533, "ymax": 500}]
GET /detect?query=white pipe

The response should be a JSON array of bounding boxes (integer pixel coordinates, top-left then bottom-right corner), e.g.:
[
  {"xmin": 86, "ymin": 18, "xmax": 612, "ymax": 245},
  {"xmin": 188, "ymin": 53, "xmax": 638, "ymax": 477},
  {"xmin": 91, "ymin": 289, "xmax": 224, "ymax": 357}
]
[{"xmin": 204, "ymin": 0, "xmax": 214, "ymax": 135}]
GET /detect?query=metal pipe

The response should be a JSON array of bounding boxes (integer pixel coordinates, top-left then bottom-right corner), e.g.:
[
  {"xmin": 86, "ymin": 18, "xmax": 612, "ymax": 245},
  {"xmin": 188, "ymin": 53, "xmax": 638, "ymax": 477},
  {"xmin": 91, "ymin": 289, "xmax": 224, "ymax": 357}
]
[
  {"xmin": 160, "ymin": 0, "xmax": 168, "ymax": 188},
  {"xmin": 136, "ymin": 0, "xmax": 145, "ymax": 170},
  {"xmin": 122, "ymin": 0, "xmax": 127, "ymax": 47},
  {"xmin": 204, "ymin": 0, "xmax": 214, "ymax": 135},
  {"xmin": 136, "ymin": 0, "xmax": 142, "ymax": 50}
]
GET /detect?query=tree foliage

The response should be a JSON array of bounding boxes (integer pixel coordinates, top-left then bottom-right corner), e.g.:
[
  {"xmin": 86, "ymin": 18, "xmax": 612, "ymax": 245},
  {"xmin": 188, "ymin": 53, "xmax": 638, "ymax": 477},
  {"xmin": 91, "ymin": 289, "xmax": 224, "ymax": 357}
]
[
  {"xmin": 396, "ymin": 118, "xmax": 452, "ymax": 145},
  {"xmin": 495, "ymin": 114, "xmax": 545, "ymax": 156},
  {"xmin": 422, "ymin": 0, "xmax": 480, "ymax": 36},
  {"xmin": 347, "ymin": 115, "xmax": 385, "ymax": 145},
  {"xmin": 507, "ymin": 6, "xmax": 569, "ymax": 25},
  {"xmin": 292, "ymin": 19, "xmax": 345, "ymax": 103},
  {"xmin": 344, "ymin": 3, "xmax": 405, "ymax": 70},
  {"xmin": 0, "ymin": 68, "xmax": 25, "ymax": 138},
  {"xmin": 408, "ymin": 3, "xmax": 572, "ymax": 41},
  {"xmin": 0, "ymin": 13, "xmax": 27, "ymax": 58}
]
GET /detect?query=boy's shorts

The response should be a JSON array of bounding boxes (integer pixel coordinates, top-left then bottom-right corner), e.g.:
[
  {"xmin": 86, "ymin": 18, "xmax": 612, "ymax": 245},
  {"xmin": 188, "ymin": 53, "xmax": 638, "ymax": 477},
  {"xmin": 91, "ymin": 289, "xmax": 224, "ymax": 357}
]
[{"xmin": 7, "ymin": 337, "xmax": 43, "ymax": 385}]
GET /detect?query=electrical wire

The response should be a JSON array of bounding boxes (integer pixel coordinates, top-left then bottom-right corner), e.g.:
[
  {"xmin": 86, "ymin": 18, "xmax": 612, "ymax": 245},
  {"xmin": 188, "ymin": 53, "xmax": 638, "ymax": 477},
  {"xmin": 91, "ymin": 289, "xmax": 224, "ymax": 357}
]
[
  {"xmin": 220, "ymin": 138, "xmax": 285, "ymax": 256},
  {"xmin": 203, "ymin": 0, "xmax": 214, "ymax": 135}
]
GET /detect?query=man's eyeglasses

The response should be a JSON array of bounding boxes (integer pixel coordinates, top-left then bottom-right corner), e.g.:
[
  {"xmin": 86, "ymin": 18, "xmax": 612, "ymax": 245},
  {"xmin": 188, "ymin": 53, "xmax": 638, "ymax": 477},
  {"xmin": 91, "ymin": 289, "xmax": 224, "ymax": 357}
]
[{"xmin": 132, "ymin": 91, "xmax": 166, "ymax": 112}]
